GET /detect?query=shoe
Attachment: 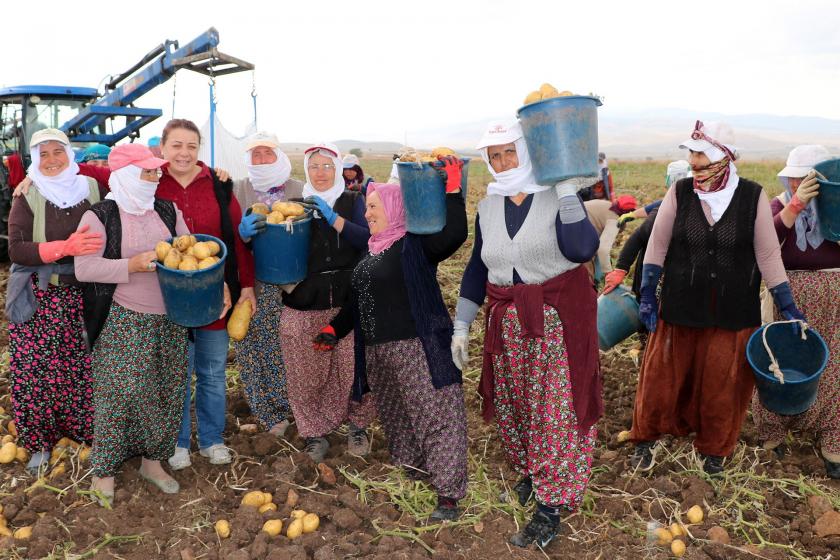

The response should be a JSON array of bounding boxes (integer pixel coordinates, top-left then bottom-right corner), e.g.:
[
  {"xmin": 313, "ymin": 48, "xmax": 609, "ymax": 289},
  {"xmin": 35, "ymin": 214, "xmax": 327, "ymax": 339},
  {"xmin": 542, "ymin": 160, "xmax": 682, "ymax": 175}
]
[
  {"xmin": 513, "ymin": 477, "xmax": 534, "ymax": 507},
  {"xmin": 167, "ymin": 447, "xmax": 192, "ymax": 470},
  {"xmin": 304, "ymin": 437, "xmax": 329, "ymax": 463},
  {"xmin": 26, "ymin": 451, "xmax": 50, "ymax": 475},
  {"xmin": 138, "ymin": 467, "xmax": 180, "ymax": 494},
  {"xmin": 199, "ymin": 444, "xmax": 232, "ymax": 465},
  {"xmin": 824, "ymin": 458, "xmax": 840, "ymax": 479},
  {"xmin": 702, "ymin": 454, "xmax": 725, "ymax": 475},
  {"xmin": 510, "ymin": 510, "xmax": 560, "ymax": 548},
  {"xmin": 630, "ymin": 441, "xmax": 655, "ymax": 470},
  {"xmin": 269, "ymin": 420, "xmax": 290, "ymax": 438},
  {"xmin": 347, "ymin": 428, "xmax": 370, "ymax": 457},
  {"xmin": 430, "ymin": 496, "xmax": 460, "ymax": 521}
]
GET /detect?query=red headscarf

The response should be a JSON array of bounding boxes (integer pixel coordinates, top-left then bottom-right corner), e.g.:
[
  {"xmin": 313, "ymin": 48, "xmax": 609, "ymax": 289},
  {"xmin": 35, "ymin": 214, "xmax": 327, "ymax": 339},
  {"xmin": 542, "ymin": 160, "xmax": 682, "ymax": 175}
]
[{"xmin": 366, "ymin": 183, "xmax": 407, "ymax": 255}]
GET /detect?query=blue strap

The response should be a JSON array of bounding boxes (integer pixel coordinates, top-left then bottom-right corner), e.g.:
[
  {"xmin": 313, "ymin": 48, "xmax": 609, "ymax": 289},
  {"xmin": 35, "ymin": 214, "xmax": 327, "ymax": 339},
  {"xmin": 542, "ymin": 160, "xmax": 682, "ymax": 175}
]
[{"xmin": 208, "ymin": 80, "xmax": 217, "ymax": 168}]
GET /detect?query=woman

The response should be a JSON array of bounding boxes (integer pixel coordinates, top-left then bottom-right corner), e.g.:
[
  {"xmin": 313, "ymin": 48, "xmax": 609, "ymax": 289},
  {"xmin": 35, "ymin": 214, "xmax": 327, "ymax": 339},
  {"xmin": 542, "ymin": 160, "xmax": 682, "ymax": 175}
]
[
  {"xmin": 280, "ymin": 143, "xmax": 376, "ymax": 461},
  {"xmin": 452, "ymin": 120, "xmax": 600, "ymax": 547},
  {"xmin": 75, "ymin": 144, "xmax": 204, "ymax": 502},
  {"xmin": 583, "ymin": 194, "xmax": 637, "ymax": 282},
  {"xmin": 316, "ymin": 170, "xmax": 468, "ymax": 520},
  {"xmin": 154, "ymin": 119, "xmax": 256, "ymax": 470},
  {"xmin": 630, "ymin": 121, "xmax": 803, "ymax": 475},
  {"xmin": 234, "ymin": 132, "xmax": 304, "ymax": 437},
  {"xmin": 342, "ymin": 154, "xmax": 372, "ymax": 193},
  {"xmin": 750, "ymin": 145, "xmax": 840, "ymax": 479},
  {"xmin": 78, "ymin": 144, "xmax": 111, "ymax": 167},
  {"xmin": 5, "ymin": 129, "xmax": 105, "ymax": 472}
]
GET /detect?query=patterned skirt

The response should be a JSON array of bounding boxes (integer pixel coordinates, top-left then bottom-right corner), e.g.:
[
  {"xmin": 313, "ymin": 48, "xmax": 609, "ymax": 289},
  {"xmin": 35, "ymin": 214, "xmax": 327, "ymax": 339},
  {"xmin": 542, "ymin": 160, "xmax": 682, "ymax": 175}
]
[
  {"xmin": 9, "ymin": 281, "xmax": 93, "ymax": 452},
  {"xmin": 492, "ymin": 305, "xmax": 596, "ymax": 510},
  {"xmin": 751, "ymin": 270, "xmax": 840, "ymax": 461},
  {"xmin": 90, "ymin": 304, "xmax": 188, "ymax": 477}
]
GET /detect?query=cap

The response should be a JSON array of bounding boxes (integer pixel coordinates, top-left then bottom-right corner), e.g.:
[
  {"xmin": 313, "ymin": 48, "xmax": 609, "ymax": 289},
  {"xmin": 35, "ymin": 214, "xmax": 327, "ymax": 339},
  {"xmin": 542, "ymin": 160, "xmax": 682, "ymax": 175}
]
[
  {"xmin": 245, "ymin": 131, "xmax": 280, "ymax": 152},
  {"xmin": 148, "ymin": 136, "xmax": 161, "ymax": 147},
  {"xmin": 108, "ymin": 143, "xmax": 167, "ymax": 171},
  {"xmin": 29, "ymin": 128, "xmax": 70, "ymax": 149},
  {"xmin": 778, "ymin": 145, "xmax": 831, "ymax": 178},
  {"xmin": 476, "ymin": 120, "xmax": 523, "ymax": 150},
  {"xmin": 614, "ymin": 194, "xmax": 637, "ymax": 212},
  {"xmin": 81, "ymin": 143, "xmax": 111, "ymax": 162},
  {"xmin": 342, "ymin": 154, "xmax": 360, "ymax": 169},
  {"xmin": 304, "ymin": 142, "xmax": 340, "ymax": 158},
  {"xmin": 679, "ymin": 121, "xmax": 737, "ymax": 158}
]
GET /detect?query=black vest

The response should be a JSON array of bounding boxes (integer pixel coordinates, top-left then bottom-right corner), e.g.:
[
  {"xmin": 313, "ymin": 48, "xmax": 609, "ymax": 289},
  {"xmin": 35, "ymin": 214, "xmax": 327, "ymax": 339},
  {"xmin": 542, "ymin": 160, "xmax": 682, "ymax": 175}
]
[
  {"xmin": 82, "ymin": 199, "xmax": 177, "ymax": 349},
  {"xmin": 661, "ymin": 177, "xmax": 763, "ymax": 331},
  {"xmin": 282, "ymin": 191, "xmax": 362, "ymax": 311}
]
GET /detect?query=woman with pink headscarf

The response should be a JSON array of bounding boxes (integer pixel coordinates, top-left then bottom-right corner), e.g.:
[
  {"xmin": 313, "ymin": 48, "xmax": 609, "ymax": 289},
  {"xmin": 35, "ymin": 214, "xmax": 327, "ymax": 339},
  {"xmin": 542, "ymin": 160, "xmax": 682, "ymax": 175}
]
[{"xmin": 314, "ymin": 158, "xmax": 468, "ymax": 520}]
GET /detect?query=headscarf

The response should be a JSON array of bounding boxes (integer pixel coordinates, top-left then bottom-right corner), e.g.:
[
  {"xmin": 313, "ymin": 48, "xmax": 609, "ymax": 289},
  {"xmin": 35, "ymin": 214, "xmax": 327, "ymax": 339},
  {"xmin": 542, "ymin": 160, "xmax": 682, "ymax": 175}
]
[
  {"xmin": 106, "ymin": 164, "xmax": 158, "ymax": 215},
  {"xmin": 782, "ymin": 176, "xmax": 825, "ymax": 251},
  {"xmin": 476, "ymin": 120, "xmax": 550, "ymax": 197},
  {"xmin": 245, "ymin": 147, "xmax": 292, "ymax": 192},
  {"xmin": 367, "ymin": 183, "xmax": 407, "ymax": 255},
  {"xmin": 343, "ymin": 165, "xmax": 365, "ymax": 189},
  {"xmin": 302, "ymin": 143, "xmax": 345, "ymax": 208},
  {"xmin": 80, "ymin": 144, "xmax": 111, "ymax": 163},
  {"xmin": 666, "ymin": 160, "xmax": 691, "ymax": 188},
  {"xmin": 680, "ymin": 121, "xmax": 741, "ymax": 222},
  {"xmin": 28, "ymin": 142, "xmax": 91, "ymax": 209}
]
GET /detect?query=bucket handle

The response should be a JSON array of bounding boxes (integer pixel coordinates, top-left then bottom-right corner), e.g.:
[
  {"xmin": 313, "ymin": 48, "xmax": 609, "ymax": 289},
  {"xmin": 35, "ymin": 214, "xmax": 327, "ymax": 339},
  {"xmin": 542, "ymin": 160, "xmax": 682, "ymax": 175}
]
[{"xmin": 761, "ymin": 319, "xmax": 809, "ymax": 384}]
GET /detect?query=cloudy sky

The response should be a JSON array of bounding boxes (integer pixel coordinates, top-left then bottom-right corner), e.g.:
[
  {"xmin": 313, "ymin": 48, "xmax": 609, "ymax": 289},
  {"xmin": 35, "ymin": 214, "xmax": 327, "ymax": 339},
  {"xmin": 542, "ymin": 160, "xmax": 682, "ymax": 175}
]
[{"xmin": 4, "ymin": 0, "xmax": 839, "ymax": 145}]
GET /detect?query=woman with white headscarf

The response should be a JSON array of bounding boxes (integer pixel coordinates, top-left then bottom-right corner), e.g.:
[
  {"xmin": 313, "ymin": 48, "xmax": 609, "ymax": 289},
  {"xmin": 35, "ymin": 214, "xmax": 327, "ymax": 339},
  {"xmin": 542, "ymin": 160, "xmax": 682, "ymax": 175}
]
[
  {"xmin": 280, "ymin": 143, "xmax": 376, "ymax": 461},
  {"xmin": 452, "ymin": 120, "xmax": 600, "ymax": 548},
  {"xmin": 75, "ymin": 143, "xmax": 193, "ymax": 504},
  {"xmin": 629, "ymin": 121, "xmax": 801, "ymax": 476},
  {"xmin": 6, "ymin": 128, "xmax": 105, "ymax": 472},
  {"xmin": 750, "ymin": 145, "xmax": 840, "ymax": 479},
  {"xmin": 233, "ymin": 132, "xmax": 304, "ymax": 438}
]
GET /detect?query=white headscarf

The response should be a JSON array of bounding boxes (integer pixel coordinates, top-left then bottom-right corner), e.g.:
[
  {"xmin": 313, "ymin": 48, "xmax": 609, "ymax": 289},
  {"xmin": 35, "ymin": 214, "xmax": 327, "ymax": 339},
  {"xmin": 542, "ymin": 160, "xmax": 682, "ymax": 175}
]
[
  {"xmin": 105, "ymin": 164, "xmax": 158, "ymax": 215},
  {"xmin": 245, "ymin": 147, "xmax": 292, "ymax": 192},
  {"xmin": 28, "ymin": 143, "xmax": 91, "ymax": 209},
  {"xmin": 302, "ymin": 143, "xmax": 345, "ymax": 208},
  {"xmin": 476, "ymin": 120, "xmax": 550, "ymax": 197}
]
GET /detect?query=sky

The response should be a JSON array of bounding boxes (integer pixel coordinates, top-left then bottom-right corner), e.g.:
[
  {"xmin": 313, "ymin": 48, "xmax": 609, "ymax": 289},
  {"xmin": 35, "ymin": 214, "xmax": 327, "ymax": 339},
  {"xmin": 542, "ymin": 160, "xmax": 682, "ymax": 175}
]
[{"xmin": 3, "ymin": 0, "xmax": 839, "ymax": 146}]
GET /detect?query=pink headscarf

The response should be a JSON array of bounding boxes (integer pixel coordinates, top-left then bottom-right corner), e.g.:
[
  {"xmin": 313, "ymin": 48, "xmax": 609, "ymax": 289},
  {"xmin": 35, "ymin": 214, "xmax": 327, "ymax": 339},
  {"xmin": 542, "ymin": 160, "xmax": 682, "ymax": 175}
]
[{"xmin": 367, "ymin": 183, "xmax": 407, "ymax": 255}]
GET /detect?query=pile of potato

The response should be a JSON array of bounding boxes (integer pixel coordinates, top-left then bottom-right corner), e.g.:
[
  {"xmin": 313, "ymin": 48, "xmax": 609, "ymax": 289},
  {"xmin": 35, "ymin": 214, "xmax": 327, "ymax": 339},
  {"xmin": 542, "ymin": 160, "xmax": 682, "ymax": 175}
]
[
  {"xmin": 155, "ymin": 235, "xmax": 222, "ymax": 271},
  {"xmin": 394, "ymin": 146, "xmax": 458, "ymax": 163},
  {"xmin": 523, "ymin": 82, "xmax": 574, "ymax": 105},
  {"xmin": 215, "ymin": 488, "xmax": 320, "ymax": 541},
  {"xmin": 651, "ymin": 505, "xmax": 705, "ymax": 557},
  {"xmin": 250, "ymin": 201, "xmax": 308, "ymax": 225}
]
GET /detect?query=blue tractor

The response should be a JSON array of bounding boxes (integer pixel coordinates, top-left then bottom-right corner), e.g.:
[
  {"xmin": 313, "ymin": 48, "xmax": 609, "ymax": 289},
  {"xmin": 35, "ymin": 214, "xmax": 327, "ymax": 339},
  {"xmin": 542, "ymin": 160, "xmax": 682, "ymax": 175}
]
[{"xmin": 0, "ymin": 27, "xmax": 253, "ymax": 259}]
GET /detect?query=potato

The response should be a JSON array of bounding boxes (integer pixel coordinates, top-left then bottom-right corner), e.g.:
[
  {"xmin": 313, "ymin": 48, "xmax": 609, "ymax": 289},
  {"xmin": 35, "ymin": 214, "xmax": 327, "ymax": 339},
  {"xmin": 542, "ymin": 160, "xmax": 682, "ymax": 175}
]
[
  {"xmin": 79, "ymin": 446, "xmax": 91, "ymax": 462},
  {"xmin": 1, "ymin": 435, "xmax": 13, "ymax": 445},
  {"xmin": 558, "ymin": 90, "xmax": 574, "ymax": 96},
  {"xmin": 179, "ymin": 256, "xmax": 198, "ymax": 271},
  {"xmin": 241, "ymin": 490, "xmax": 266, "ymax": 508},
  {"xmin": 302, "ymin": 513, "xmax": 319, "ymax": 533},
  {"xmin": 285, "ymin": 488, "xmax": 299, "ymax": 507},
  {"xmin": 155, "ymin": 241, "xmax": 172, "ymax": 261},
  {"xmin": 539, "ymin": 83, "xmax": 558, "ymax": 97},
  {"xmin": 198, "ymin": 257, "xmax": 218, "ymax": 270},
  {"xmin": 0, "ymin": 442, "xmax": 16, "ymax": 464},
  {"xmin": 251, "ymin": 203, "xmax": 270, "ymax": 215},
  {"xmin": 262, "ymin": 519, "xmax": 283, "ymax": 537},
  {"xmin": 262, "ymin": 492, "xmax": 273, "ymax": 504},
  {"xmin": 49, "ymin": 462, "xmax": 66, "ymax": 479},
  {"xmin": 431, "ymin": 147, "xmax": 456, "ymax": 159},
  {"xmin": 173, "ymin": 235, "xmax": 193, "ymax": 252},
  {"xmin": 258, "ymin": 502, "xmax": 277, "ymax": 514},
  {"xmin": 214, "ymin": 519, "xmax": 230, "ymax": 539},
  {"xmin": 266, "ymin": 211, "xmax": 285, "ymax": 224},
  {"xmin": 286, "ymin": 518, "xmax": 303, "ymax": 540},
  {"xmin": 654, "ymin": 527, "xmax": 673, "ymax": 545},
  {"xmin": 670, "ymin": 539, "xmax": 686, "ymax": 557},
  {"xmin": 13, "ymin": 526, "xmax": 32, "ymax": 540},
  {"xmin": 15, "ymin": 447, "xmax": 27, "ymax": 463},
  {"xmin": 289, "ymin": 509, "xmax": 307, "ymax": 519},
  {"xmin": 205, "ymin": 240, "xmax": 221, "ymax": 256},
  {"xmin": 7, "ymin": 421, "xmax": 16, "ymax": 437},
  {"xmin": 523, "ymin": 90, "xmax": 542, "ymax": 105},
  {"xmin": 163, "ymin": 249, "xmax": 182, "ymax": 269},
  {"xmin": 283, "ymin": 202, "xmax": 305, "ymax": 217},
  {"xmin": 227, "ymin": 300, "xmax": 252, "ymax": 341},
  {"xmin": 185, "ymin": 244, "xmax": 195, "ymax": 257},
  {"xmin": 686, "ymin": 505, "xmax": 704, "ymax": 524},
  {"xmin": 193, "ymin": 242, "xmax": 211, "ymax": 260},
  {"xmin": 669, "ymin": 523, "xmax": 686, "ymax": 538},
  {"xmin": 542, "ymin": 90, "xmax": 561, "ymax": 100},
  {"xmin": 616, "ymin": 430, "xmax": 631, "ymax": 443}
]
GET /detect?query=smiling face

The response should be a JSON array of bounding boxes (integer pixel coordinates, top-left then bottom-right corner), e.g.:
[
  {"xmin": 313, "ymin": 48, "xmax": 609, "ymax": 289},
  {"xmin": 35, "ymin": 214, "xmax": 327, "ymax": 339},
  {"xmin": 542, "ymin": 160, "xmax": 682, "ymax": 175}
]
[
  {"xmin": 364, "ymin": 190, "xmax": 389, "ymax": 235},
  {"xmin": 307, "ymin": 153, "xmax": 337, "ymax": 191},
  {"xmin": 37, "ymin": 141, "xmax": 70, "ymax": 177},
  {"xmin": 161, "ymin": 127, "xmax": 200, "ymax": 175},
  {"xmin": 250, "ymin": 146, "xmax": 278, "ymax": 165},
  {"xmin": 487, "ymin": 142, "xmax": 519, "ymax": 173}
]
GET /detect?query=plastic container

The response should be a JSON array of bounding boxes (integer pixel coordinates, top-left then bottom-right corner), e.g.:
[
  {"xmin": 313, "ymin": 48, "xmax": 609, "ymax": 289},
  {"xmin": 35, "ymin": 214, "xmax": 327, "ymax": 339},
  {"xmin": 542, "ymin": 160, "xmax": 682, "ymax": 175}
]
[
  {"xmin": 597, "ymin": 285, "xmax": 641, "ymax": 350},
  {"xmin": 813, "ymin": 158, "xmax": 840, "ymax": 242},
  {"xmin": 156, "ymin": 234, "xmax": 227, "ymax": 328},
  {"xmin": 516, "ymin": 95, "xmax": 602, "ymax": 185},
  {"xmin": 747, "ymin": 322, "xmax": 828, "ymax": 416},
  {"xmin": 396, "ymin": 158, "xmax": 470, "ymax": 234},
  {"xmin": 252, "ymin": 213, "xmax": 312, "ymax": 284}
]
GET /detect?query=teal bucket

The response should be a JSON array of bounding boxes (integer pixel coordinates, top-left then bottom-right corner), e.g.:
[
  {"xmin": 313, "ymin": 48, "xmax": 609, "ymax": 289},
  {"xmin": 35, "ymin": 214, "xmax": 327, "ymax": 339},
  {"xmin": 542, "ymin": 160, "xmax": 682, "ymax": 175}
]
[
  {"xmin": 597, "ymin": 285, "xmax": 641, "ymax": 350},
  {"xmin": 813, "ymin": 158, "xmax": 840, "ymax": 242},
  {"xmin": 747, "ymin": 322, "xmax": 829, "ymax": 416},
  {"xmin": 252, "ymin": 213, "xmax": 312, "ymax": 284},
  {"xmin": 156, "ymin": 234, "xmax": 227, "ymax": 328},
  {"xmin": 516, "ymin": 95, "xmax": 602, "ymax": 186},
  {"xmin": 396, "ymin": 158, "xmax": 470, "ymax": 234}
]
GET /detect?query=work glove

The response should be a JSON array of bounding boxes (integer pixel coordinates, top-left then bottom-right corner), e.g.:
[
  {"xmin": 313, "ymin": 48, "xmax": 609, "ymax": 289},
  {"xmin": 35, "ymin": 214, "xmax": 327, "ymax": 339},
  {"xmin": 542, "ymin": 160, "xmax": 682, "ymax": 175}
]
[
  {"xmin": 637, "ymin": 264, "xmax": 662, "ymax": 332},
  {"xmin": 312, "ymin": 325, "xmax": 338, "ymax": 351},
  {"xmin": 770, "ymin": 282, "xmax": 807, "ymax": 332},
  {"xmin": 618, "ymin": 212, "xmax": 636, "ymax": 227},
  {"xmin": 306, "ymin": 195, "xmax": 338, "ymax": 226},
  {"xmin": 791, "ymin": 171, "xmax": 820, "ymax": 209},
  {"xmin": 602, "ymin": 269, "xmax": 628, "ymax": 295},
  {"xmin": 431, "ymin": 156, "xmax": 463, "ymax": 193},
  {"xmin": 38, "ymin": 224, "xmax": 103, "ymax": 263},
  {"xmin": 238, "ymin": 209, "xmax": 267, "ymax": 241},
  {"xmin": 451, "ymin": 320, "xmax": 470, "ymax": 371}
]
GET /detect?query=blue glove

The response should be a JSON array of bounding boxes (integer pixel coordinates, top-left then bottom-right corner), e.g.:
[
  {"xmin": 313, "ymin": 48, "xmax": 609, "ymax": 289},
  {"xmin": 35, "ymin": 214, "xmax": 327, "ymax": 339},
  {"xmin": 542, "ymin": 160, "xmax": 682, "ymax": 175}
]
[
  {"xmin": 238, "ymin": 210, "xmax": 266, "ymax": 241},
  {"xmin": 306, "ymin": 195, "xmax": 338, "ymax": 226},
  {"xmin": 770, "ymin": 282, "xmax": 807, "ymax": 331},
  {"xmin": 638, "ymin": 264, "xmax": 662, "ymax": 332}
]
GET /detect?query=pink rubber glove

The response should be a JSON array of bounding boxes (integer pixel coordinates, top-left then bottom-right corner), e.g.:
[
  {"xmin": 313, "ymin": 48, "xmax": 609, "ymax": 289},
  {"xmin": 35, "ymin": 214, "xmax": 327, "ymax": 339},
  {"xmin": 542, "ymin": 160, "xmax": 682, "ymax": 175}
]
[
  {"xmin": 38, "ymin": 224, "xmax": 104, "ymax": 263},
  {"xmin": 602, "ymin": 269, "xmax": 627, "ymax": 294}
]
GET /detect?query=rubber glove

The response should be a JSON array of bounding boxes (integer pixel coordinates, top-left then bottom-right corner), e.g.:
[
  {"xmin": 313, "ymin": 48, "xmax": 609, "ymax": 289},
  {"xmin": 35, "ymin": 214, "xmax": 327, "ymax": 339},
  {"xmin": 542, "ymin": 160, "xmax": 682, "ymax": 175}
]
[
  {"xmin": 618, "ymin": 212, "xmax": 636, "ymax": 227},
  {"xmin": 306, "ymin": 195, "xmax": 338, "ymax": 226},
  {"xmin": 602, "ymin": 269, "xmax": 627, "ymax": 295},
  {"xmin": 312, "ymin": 325, "xmax": 338, "ymax": 351},
  {"xmin": 238, "ymin": 209, "xmax": 266, "ymax": 241},
  {"xmin": 791, "ymin": 171, "xmax": 820, "ymax": 209},
  {"xmin": 451, "ymin": 320, "xmax": 469, "ymax": 371},
  {"xmin": 38, "ymin": 224, "xmax": 103, "ymax": 263},
  {"xmin": 770, "ymin": 282, "xmax": 807, "ymax": 332},
  {"xmin": 431, "ymin": 156, "xmax": 463, "ymax": 193},
  {"xmin": 637, "ymin": 264, "xmax": 662, "ymax": 332}
]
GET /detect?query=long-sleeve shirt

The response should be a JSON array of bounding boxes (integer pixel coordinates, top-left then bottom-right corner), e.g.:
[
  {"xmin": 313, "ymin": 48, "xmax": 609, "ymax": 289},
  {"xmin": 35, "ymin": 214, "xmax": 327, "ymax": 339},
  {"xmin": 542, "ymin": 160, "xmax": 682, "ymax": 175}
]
[
  {"xmin": 75, "ymin": 207, "xmax": 190, "ymax": 314},
  {"xmin": 615, "ymin": 209, "xmax": 658, "ymax": 298},
  {"xmin": 770, "ymin": 196, "xmax": 840, "ymax": 270},
  {"xmin": 644, "ymin": 182, "xmax": 787, "ymax": 288},
  {"xmin": 584, "ymin": 199, "xmax": 619, "ymax": 275}
]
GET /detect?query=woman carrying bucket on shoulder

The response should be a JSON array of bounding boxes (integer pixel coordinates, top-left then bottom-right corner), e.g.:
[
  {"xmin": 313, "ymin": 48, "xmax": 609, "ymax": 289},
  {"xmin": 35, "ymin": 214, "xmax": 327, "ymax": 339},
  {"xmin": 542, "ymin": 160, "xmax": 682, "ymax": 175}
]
[
  {"xmin": 452, "ymin": 120, "xmax": 601, "ymax": 547},
  {"xmin": 154, "ymin": 119, "xmax": 256, "ymax": 470},
  {"xmin": 233, "ymin": 132, "xmax": 304, "ymax": 439},
  {"xmin": 629, "ymin": 121, "xmax": 803, "ymax": 475},
  {"xmin": 75, "ymin": 144, "xmax": 195, "ymax": 503},
  {"xmin": 314, "ymin": 171, "xmax": 469, "ymax": 520},
  {"xmin": 280, "ymin": 143, "xmax": 376, "ymax": 462},
  {"xmin": 750, "ymin": 145, "xmax": 840, "ymax": 479}
]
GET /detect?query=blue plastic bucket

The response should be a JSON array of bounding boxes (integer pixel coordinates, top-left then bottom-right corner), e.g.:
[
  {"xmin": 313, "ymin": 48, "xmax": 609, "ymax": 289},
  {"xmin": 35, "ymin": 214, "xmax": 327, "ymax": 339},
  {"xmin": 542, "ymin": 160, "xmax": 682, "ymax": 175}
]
[
  {"xmin": 813, "ymin": 158, "xmax": 840, "ymax": 242},
  {"xmin": 516, "ymin": 95, "xmax": 603, "ymax": 186},
  {"xmin": 396, "ymin": 158, "xmax": 470, "ymax": 234},
  {"xmin": 747, "ymin": 322, "xmax": 829, "ymax": 416},
  {"xmin": 252, "ymin": 213, "xmax": 312, "ymax": 284},
  {"xmin": 597, "ymin": 285, "xmax": 641, "ymax": 350},
  {"xmin": 156, "ymin": 234, "xmax": 227, "ymax": 328}
]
